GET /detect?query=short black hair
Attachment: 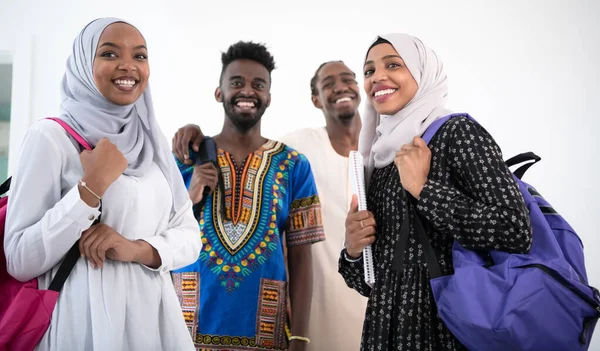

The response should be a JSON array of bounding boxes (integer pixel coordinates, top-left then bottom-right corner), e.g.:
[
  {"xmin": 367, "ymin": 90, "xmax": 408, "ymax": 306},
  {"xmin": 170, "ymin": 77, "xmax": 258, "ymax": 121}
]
[
  {"xmin": 310, "ymin": 60, "xmax": 344, "ymax": 96},
  {"xmin": 220, "ymin": 41, "xmax": 276, "ymax": 83}
]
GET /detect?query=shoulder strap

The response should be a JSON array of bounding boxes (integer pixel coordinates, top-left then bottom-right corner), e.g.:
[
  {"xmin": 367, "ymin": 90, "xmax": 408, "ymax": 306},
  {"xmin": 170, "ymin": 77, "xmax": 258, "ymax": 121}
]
[
  {"xmin": 44, "ymin": 117, "xmax": 96, "ymax": 292},
  {"xmin": 423, "ymin": 114, "xmax": 541, "ymax": 180},
  {"xmin": 46, "ymin": 117, "xmax": 92, "ymax": 150},
  {"xmin": 47, "ymin": 209, "xmax": 101, "ymax": 292},
  {"xmin": 196, "ymin": 136, "xmax": 217, "ymax": 166},
  {"xmin": 0, "ymin": 119, "xmax": 92, "ymax": 197},
  {"xmin": 0, "ymin": 177, "xmax": 10, "ymax": 196},
  {"xmin": 48, "ymin": 211, "xmax": 101, "ymax": 292},
  {"xmin": 421, "ymin": 113, "xmax": 476, "ymax": 144},
  {"xmin": 192, "ymin": 136, "xmax": 218, "ymax": 220},
  {"xmin": 393, "ymin": 113, "xmax": 476, "ymax": 279}
]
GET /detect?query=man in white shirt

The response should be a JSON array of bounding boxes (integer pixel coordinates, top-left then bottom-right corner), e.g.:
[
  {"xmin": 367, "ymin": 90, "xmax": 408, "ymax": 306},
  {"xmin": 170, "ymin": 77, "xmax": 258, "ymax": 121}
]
[{"xmin": 277, "ymin": 61, "xmax": 368, "ymax": 351}]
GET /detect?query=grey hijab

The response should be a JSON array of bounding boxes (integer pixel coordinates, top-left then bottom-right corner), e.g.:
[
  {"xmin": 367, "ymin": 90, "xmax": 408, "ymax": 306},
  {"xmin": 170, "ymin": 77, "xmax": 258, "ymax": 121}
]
[
  {"xmin": 58, "ymin": 17, "xmax": 188, "ymax": 213},
  {"xmin": 358, "ymin": 33, "xmax": 452, "ymax": 185}
]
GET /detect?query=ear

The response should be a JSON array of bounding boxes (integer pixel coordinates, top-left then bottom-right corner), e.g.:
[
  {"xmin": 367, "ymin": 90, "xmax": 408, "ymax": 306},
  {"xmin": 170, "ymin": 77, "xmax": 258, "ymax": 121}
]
[
  {"xmin": 215, "ymin": 87, "xmax": 223, "ymax": 102},
  {"xmin": 311, "ymin": 95, "xmax": 323, "ymax": 109},
  {"xmin": 266, "ymin": 93, "xmax": 271, "ymax": 108}
]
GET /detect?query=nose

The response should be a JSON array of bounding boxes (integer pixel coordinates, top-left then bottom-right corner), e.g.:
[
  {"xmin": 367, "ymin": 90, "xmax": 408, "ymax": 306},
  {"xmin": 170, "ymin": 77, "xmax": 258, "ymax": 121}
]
[
  {"xmin": 117, "ymin": 57, "xmax": 136, "ymax": 72},
  {"xmin": 370, "ymin": 68, "xmax": 387, "ymax": 84},
  {"xmin": 241, "ymin": 86, "xmax": 256, "ymax": 97},
  {"xmin": 333, "ymin": 80, "xmax": 348, "ymax": 93}
]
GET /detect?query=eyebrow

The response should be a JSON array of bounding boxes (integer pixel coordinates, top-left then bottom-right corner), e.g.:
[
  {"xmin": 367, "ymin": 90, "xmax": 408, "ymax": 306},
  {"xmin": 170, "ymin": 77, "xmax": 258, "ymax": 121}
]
[
  {"xmin": 364, "ymin": 54, "xmax": 402, "ymax": 66},
  {"xmin": 229, "ymin": 76, "xmax": 268, "ymax": 84},
  {"xmin": 98, "ymin": 42, "xmax": 147, "ymax": 50},
  {"xmin": 321, "ymin": 72, "xmax": 356, "ymax": 82}
]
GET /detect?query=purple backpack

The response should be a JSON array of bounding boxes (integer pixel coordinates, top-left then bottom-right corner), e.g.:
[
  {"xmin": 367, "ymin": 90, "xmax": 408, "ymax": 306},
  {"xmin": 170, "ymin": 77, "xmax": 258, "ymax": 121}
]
[{"xmin": 413, "ymin": 113, "xmax": 600, "ymax": 350}]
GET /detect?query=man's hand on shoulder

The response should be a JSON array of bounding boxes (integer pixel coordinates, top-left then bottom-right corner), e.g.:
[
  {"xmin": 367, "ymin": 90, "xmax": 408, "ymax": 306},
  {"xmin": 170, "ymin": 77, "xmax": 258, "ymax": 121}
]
[{"xmin": 172, "ymin": 124, "xmax": 204, "ymax": 165}]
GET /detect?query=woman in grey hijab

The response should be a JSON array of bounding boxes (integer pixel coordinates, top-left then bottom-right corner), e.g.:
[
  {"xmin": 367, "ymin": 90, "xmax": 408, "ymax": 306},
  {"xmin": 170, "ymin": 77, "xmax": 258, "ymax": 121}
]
[
  {"xmin": 5, "ymin": 18, "xmax": 200, "ymax": 350},
  {"xmin": 339, "ymin": 34, "xmax": 532, "ymax": 350}
]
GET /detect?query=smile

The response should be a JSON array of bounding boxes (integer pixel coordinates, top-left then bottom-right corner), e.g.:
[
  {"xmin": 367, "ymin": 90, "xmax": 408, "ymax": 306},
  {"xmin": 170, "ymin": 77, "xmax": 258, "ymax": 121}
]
[
  {"xmin": 335, "ymin": 97, "xmax": 353, "ymax": 104},
  {"xmin": 373, "ymin": 89, "xmax": 397, "ymax": 97},
  {"xmin": 235, "ymin": 100, "xmax": 257, "ymax": 110},
  {"xmin": 112, "ymin": 78, "xmax": 139, "ymax": 92}
]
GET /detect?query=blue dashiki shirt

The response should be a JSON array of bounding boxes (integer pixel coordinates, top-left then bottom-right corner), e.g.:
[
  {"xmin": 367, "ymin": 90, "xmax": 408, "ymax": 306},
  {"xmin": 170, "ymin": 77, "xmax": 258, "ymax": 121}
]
[{"xmin": 172, "ymin": 139, "xmax": 325, "ymax": 351}]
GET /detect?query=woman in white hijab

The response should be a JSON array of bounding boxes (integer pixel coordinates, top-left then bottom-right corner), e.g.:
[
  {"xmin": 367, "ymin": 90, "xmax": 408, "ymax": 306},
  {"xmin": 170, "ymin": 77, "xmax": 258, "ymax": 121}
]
[
  {"xmin": 339, "ymin": 34, "xmax": 532, "ymax": 350},
  {"xmin": 5, "ymin": 18, "xmax": 200, "ymax": 350}
]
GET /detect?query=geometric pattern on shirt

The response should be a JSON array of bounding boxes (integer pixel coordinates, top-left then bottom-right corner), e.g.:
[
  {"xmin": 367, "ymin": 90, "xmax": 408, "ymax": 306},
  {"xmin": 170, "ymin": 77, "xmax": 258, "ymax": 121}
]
[
  {"xmin": 194, "ymin": 333, "xmax": 257, "ymax": 349},
  {"xmin": 255, "ymin": 278, "xmax": 289, "ymax": 350},
  {"xmin": 214, "ymin": 140, "xmax": 281, "ymax": 255},
  {"xmin": 199, "ymin": 142, "xmax": 322, "ymax": 293},
  {"xmin": 287, "ymin": 195, "xmax": 323, "ymax": 246},
  {"xmin": 171, "ymin": 272, "xmax": 200, "ymax": 339}
]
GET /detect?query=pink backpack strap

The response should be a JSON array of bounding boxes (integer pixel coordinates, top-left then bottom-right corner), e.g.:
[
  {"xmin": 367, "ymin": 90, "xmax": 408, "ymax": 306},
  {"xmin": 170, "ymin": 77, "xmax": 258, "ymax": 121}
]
[{"xmin": 46, "ymin": 117, "xmax": 92, "ymax": 150}]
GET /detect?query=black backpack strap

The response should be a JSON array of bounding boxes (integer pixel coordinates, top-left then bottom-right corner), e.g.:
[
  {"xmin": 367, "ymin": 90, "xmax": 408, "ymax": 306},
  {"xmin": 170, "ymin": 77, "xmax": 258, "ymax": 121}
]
[
  {"xmin": 392, "ymin": 190, "xmax": 443, "ymax": 279},
  {"xmin": 48, "ymin": 204, "xmax": 102, "ymax": 292},
  {"xmin": 47, "ymin": 243, "xmax": 81, "ymax": 292},
  {"xmin": 505, "ymin": 152, "xmax": 541, "ymax": 179},
  {"xmin": 197, "ymin": 137, "xmax": 217, "ymax": 166},
  {"xmin": 0, "ymin": 177, "xmax": 11, "ymax": 196},
  {"xmin": 192, "ymin": 137, "xmax": 218, "ymax": 220},
  {"xmin": 388, "ymin": 191, "xmax": 442, "ymax": 346}
]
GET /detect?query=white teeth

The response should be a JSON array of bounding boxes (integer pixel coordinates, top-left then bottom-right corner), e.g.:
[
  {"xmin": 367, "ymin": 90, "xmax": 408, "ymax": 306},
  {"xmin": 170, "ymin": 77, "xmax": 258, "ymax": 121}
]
[
  {"xmin": 114, "ymin": 79, "xmax": 136, "ymax": 86},
  {"xmin": 335, "ymin": 97, "xmax": 352, "ymax": 104},
  {"xmin": 237, "ymin": 102, "xmax": 255, "ymax": 108},
  {"xmin": 374, "ymin": 89, "xmax": 396, "ymax": 97}
]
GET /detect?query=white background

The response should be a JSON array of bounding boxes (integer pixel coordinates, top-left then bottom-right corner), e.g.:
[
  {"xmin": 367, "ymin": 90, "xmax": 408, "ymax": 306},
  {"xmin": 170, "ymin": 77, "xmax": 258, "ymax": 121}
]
[{"xmin": 1, "ymin": 0, "xmax": 599, "ymax": 348}]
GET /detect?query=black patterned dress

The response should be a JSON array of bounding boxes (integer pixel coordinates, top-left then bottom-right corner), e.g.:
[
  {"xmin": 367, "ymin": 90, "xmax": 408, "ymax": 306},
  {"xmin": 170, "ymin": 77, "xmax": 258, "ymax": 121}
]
[{"xmin": 339, "ymin": 116, "xmax": 533, "ymax": 350}]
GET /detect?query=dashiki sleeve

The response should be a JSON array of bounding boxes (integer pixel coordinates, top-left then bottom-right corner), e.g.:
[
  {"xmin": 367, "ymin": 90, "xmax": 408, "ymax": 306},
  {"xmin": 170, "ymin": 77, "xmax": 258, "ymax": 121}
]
[{"xmin": 285, "ymin": 152, "xmax": 326, "ymax": 246}]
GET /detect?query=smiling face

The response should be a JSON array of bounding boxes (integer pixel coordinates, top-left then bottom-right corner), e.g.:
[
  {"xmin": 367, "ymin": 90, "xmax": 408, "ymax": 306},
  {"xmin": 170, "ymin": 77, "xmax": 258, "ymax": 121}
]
[
  {"xmin": 312, "ymin": 61, "xmax": 360, "ymax": 123},
  {"xmin": 363, "ymin": 43, "xmax": 418, "ymax": 115},
  {"xmin": 93, "ymin": 22, "xmax": 149, "ymax": 106},
  {"xmin": 215, "ymin": 59, "xmax": 271, "ymax": 133}
]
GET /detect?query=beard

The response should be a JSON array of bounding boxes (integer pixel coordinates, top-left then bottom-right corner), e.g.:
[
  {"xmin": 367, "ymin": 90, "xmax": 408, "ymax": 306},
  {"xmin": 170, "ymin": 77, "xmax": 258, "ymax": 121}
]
[
  {"xmin": 337, "ymin": 110, "xmax": 356, "ymax": 123},
  {"xmin": 223, "ymin": 94, "xmax": 268, "ymax": 133}
]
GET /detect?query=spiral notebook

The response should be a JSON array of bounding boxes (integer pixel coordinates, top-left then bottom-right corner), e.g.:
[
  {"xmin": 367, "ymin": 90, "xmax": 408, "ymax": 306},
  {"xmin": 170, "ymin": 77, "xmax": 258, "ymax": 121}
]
[{"xmin": 348, "ymin": 151, "xmax": 375, "ymax": 288}]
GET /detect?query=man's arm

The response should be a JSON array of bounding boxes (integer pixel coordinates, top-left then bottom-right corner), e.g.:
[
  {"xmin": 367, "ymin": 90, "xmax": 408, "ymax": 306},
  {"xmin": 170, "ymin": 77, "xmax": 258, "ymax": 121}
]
[
  {"xmin": 284, "ymin": 151, "xmax": 325, "ymax": 350},
  {"xmin": 287, "ymin": 244, "xmax": 312, "ymax": 350}
]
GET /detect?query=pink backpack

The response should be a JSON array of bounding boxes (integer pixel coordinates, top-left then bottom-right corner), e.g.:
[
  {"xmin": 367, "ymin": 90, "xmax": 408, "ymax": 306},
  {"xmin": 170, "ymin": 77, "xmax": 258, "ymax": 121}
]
[{"xmin": 0, "ymin": 118, "xmax": 94, "ymax": 351}]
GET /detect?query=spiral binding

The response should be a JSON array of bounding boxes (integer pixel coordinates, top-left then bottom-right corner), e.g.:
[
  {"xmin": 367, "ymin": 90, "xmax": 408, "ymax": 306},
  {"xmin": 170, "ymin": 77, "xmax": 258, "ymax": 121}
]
[{"xmin": 348, "ymin": 151, "xmax": 375, "ymax": 288}]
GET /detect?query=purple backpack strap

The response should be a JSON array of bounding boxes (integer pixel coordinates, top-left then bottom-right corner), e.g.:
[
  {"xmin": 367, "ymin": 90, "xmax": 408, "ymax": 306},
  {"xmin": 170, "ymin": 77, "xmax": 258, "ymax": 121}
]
[
  {"xmin": 46, "ymin": 117, "xmax": 93, "ymax": 150},
  {"xmin": 421, "ymin": 113, "xmax": 476, "ymax": 144}
]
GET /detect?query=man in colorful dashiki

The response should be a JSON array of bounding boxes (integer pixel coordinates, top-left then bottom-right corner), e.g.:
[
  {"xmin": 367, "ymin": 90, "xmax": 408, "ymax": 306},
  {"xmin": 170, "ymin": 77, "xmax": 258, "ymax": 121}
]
[{"xmin": 171, "ymin": 41, "xmax": 325, "ymax": 351}]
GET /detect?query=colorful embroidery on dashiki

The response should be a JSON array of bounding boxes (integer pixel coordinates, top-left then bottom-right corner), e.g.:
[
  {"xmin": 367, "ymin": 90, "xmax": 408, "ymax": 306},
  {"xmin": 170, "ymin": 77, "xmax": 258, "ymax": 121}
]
[
  {"xmin": 173, "ymin": 140, "xmax": 325, "ymax": 351},
  {"xmin": 172, "ymin": 272, "xmax": 200, "ymax": 337},
  {"xmin": 255, "ymin": 279, "xmax": 288, "ymax": 349},
  {"xmin": 288, "ymin": 195, "xmax": 323, "ymax": 246}
]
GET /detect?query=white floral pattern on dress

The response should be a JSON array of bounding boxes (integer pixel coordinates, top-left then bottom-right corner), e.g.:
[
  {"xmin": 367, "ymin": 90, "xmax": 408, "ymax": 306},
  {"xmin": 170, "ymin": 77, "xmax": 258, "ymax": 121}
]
[{"xmin": 339, "ymin": 116, "xmax": 532, "ymax": 351}]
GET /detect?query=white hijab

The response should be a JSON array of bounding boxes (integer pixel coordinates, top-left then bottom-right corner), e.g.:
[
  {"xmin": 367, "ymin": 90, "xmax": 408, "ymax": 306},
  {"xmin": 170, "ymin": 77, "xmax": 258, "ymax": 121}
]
[
  {"xmin": 358, "ymin": 33, "xmax": 452, "ymax": 185},
  {"xmin": 58, "ymin": 17, "xmax": 188, "ymax": 214}
]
